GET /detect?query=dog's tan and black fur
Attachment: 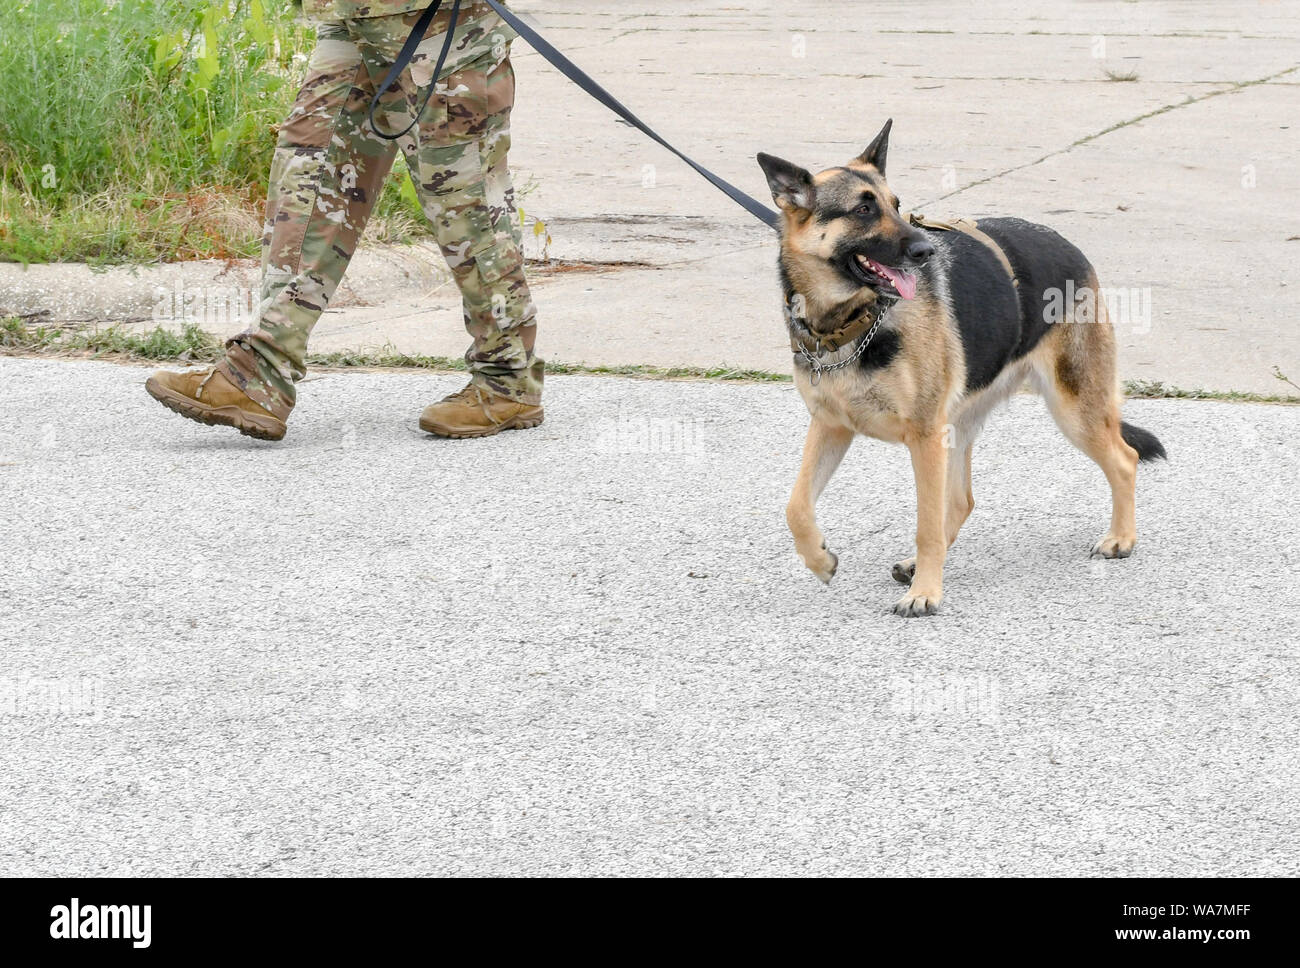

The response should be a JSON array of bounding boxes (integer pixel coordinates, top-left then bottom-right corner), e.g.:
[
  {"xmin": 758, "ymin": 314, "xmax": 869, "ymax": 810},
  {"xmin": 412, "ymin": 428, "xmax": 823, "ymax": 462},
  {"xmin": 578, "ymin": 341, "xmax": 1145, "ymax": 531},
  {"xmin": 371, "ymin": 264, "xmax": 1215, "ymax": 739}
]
[{"xmin": 757, "ymin": 120, "xmax": 1165, "ymax": 617}]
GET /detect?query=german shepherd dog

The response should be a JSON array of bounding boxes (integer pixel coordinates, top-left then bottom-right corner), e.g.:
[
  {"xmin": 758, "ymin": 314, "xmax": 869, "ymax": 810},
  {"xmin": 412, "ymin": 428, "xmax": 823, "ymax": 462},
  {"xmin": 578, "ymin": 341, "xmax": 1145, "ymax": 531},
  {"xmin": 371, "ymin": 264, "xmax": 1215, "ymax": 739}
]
[{"xmin": 756, "ymin": 120, "xmax": 1165, "ymax": 617}]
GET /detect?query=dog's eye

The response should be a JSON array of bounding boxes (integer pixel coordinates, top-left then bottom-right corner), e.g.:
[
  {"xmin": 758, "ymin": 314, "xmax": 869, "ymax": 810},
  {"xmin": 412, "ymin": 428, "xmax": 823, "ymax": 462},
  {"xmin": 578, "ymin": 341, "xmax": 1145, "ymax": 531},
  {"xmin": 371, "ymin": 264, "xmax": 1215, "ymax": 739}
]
[{"xmin": 854, "ymin": 200, "xmax": 874, "ymax": 216}]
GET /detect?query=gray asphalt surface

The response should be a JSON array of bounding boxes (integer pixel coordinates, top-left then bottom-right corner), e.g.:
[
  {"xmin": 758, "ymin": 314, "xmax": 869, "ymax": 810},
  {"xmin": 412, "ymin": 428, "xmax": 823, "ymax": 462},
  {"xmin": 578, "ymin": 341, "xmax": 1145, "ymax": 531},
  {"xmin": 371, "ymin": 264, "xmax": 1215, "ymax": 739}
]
[{"xmin": 1, "ymin": 356, "xmax": 1297, "ymax": 876}]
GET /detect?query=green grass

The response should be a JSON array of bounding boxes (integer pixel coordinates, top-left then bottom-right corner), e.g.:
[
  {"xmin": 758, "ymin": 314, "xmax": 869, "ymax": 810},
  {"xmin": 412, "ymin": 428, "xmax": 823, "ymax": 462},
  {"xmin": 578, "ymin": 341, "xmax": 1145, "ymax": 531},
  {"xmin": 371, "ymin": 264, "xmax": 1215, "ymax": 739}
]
[
  {"xmin": 0, "ymin": 0, "xmax": 426, "ymax": 264},
  {"xmin": 4, "ymin": 316, "xmax": 1297, "ymax": 399},
  {"xmin": 1123, "ymin": 379, "xmax": 1299, "ymax": 405},
  {"xmin": 0, "ymin": 317, "xmax": 790, "ymax": 382},
  {"xmin": 2, "ymin": 315, "xmax": 220, "ymax": 358},
  {"xmin": 312, "ymin": 349, "xmax": 791, "ymax": 383}
]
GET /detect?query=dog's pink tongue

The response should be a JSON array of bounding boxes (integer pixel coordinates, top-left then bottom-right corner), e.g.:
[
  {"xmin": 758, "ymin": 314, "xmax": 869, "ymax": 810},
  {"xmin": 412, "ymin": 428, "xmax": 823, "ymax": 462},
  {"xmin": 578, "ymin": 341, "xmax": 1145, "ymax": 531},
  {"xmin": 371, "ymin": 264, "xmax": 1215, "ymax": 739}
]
[{"xmin": 880, "ymin": 265, "xmax": 918, "ymax": 300}]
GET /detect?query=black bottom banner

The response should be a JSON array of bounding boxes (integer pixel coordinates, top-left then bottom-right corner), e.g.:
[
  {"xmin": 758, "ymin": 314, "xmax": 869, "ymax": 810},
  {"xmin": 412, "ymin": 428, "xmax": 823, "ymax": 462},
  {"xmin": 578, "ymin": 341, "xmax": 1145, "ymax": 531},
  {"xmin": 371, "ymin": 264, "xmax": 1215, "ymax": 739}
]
[{"xmin": 0, "ymin": 876, "xmax": 1287, "ymax": 958}]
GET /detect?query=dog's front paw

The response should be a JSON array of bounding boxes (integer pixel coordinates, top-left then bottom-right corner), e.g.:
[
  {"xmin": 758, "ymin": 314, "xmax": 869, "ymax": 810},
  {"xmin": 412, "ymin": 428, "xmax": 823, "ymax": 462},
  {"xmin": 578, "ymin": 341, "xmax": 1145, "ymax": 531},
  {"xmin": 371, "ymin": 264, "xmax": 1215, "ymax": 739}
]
[
  {"xmin": 1090, "ymin": 533, "xmax": 1136, "ymax": 559},
  {"xmin": 799, "ymin": 542, "xmax": 839, "ymax": 584},
  {"xmin": 892, "ymin": 587, "xmax": 942, "ymax": 617},
  {"xmin": 890, "ymin": 557, "xmax": 915, "ymax": 585}
]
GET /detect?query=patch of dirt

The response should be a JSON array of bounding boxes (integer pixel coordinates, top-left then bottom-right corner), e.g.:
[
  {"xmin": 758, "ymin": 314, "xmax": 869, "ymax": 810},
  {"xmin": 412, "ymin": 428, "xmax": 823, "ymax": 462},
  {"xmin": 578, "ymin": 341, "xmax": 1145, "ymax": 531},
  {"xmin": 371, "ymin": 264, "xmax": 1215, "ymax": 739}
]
[{"xmin": 526, "ymin": 259, "xmax": 656, "ymax": 276}]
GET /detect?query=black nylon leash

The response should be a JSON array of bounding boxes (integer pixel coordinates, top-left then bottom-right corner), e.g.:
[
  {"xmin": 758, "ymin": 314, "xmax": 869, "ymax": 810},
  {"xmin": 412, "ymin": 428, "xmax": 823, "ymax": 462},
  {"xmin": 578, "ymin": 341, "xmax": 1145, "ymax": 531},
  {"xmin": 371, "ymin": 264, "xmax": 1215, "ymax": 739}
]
[
  {"xmin": 367, "ymin": 0, "xmax": 462, "ymax": 141},
  {"xmin": 369, "ymin": 0, "xmax": 779, "ymax": 228},
  {"xmin": 482, "ymin": 0, "xmax": 778, "ymax": 228}
]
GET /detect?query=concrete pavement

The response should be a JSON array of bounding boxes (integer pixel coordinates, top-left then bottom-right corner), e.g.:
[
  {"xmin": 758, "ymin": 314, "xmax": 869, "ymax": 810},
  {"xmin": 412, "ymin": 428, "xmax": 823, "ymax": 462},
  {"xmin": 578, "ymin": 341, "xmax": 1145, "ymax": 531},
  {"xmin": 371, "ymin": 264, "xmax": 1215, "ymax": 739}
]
[
  {"xmin": 2, "ymin": 0, "xmax": 1297, "ymax": 394},
  {"xmin": 1, "ymin": 356, "xmax": 1297, "ymax": 876}
]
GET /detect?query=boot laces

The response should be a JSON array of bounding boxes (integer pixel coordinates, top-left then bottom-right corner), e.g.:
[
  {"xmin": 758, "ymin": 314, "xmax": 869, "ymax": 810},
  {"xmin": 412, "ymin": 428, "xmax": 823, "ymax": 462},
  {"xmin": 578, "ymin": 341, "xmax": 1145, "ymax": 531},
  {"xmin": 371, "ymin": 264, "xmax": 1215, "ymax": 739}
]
[
  {"xmin": 194, "ymin": 366, "xmax": 219, "ymax": 400},
  {"xmin": 443, "ymin": 383, "xmax": 501, "ymax": 425}
]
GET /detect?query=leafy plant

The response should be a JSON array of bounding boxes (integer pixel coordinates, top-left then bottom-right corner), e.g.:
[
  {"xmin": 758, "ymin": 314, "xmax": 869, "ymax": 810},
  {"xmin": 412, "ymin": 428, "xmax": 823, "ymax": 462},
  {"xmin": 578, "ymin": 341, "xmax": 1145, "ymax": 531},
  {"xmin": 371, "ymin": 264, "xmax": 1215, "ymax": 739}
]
[{"xmin": 0, "ymin": 0, "xmax": 424, "ymax": 262}]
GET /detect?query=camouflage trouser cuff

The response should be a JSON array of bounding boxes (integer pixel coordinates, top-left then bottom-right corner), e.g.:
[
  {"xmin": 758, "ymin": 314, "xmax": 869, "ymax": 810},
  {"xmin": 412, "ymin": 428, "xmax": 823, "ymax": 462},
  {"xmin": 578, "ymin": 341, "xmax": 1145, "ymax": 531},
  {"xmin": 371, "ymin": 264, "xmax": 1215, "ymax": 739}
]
[
  {"xmin": 469, "ymin": 352, "xmax": 544, "ymax": 407},
  {"xmin": 470, "ymin": 374, "xmax": 542, "ymax": 407},
  {"xmin": 218, "ymin": 340, "xmax": 295, "ymax": 422}
]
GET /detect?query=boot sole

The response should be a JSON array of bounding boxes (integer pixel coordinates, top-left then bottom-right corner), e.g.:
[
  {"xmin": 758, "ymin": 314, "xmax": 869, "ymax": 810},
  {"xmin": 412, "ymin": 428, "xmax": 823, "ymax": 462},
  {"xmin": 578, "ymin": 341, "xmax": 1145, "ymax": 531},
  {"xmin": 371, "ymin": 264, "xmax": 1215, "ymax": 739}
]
[
  {"xmin": 145, "ymin": 376, "xmax": 286, "ymax": 442},
  {"xmin": 419, "ymin": 411, "xmax": 544, "ymax": 439}
]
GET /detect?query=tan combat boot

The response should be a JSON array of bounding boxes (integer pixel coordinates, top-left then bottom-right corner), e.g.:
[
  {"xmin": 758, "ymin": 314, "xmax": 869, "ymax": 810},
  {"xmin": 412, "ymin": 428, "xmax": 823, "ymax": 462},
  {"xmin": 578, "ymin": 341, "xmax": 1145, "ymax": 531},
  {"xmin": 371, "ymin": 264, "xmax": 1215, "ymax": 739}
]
[
  {"xmin": 145, "ymin": 367, "xmax": 287, "ymax": 441},
  {"xmin": 419, "ymin": 382, "xmax": 544, "ymax": 439}
]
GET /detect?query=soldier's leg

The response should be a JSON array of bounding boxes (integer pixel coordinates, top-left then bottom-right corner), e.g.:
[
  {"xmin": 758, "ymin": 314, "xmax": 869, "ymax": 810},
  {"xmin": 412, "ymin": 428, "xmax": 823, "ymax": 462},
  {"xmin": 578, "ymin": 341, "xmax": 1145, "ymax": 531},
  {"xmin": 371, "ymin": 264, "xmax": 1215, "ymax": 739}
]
[
  {"xmin": 218, "ymin": 21, "xmax": 401, "ymax": 420},
  {"xmin": 338, "ymin": 8, "xmax": 540, "ymax": 408},
  {"xmin": 365, "ymin": 20, "xmax": 542, "ymax": 405},
  {"xmin": 408, "ymin": 80, "xmax": 542, "ymax": 404}
]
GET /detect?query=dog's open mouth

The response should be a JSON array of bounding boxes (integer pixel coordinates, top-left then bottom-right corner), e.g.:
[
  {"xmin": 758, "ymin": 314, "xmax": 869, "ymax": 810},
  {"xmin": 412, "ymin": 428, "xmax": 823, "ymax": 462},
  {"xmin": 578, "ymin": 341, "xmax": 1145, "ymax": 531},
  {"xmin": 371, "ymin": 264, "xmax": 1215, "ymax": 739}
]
[{"xmin": 849, "ymin": 253, "xmax": 918, "ymax": 300}]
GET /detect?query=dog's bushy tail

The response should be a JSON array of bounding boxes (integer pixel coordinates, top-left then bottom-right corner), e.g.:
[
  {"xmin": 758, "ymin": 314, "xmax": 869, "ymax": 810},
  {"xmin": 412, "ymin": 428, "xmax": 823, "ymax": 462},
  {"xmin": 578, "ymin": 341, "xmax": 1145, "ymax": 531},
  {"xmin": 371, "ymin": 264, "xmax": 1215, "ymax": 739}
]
[{"xmin": 1121, "ymin": 421, "xmax": 1167, "ymax": 462}]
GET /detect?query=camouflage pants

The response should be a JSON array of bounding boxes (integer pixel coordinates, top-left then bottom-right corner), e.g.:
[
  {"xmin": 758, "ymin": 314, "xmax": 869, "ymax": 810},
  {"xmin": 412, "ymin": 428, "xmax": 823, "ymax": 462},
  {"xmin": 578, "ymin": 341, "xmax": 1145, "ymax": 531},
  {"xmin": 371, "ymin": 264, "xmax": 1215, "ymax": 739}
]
[{"xmin": 220, "ymin": 2, "xmax": 543, "ymax": 418}]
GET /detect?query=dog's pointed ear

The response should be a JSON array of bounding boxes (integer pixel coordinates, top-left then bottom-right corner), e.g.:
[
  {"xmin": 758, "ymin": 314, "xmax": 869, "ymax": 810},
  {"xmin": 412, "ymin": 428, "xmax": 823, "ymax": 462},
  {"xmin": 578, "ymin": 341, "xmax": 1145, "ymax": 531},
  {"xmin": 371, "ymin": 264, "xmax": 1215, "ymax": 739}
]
[
  {"xmin": 858, "ymin": 118, "xmax": 893, "ymax": 174},
  {"xmin": 757, "ymin": 152, "xmax": 815, "ymax": 216}
]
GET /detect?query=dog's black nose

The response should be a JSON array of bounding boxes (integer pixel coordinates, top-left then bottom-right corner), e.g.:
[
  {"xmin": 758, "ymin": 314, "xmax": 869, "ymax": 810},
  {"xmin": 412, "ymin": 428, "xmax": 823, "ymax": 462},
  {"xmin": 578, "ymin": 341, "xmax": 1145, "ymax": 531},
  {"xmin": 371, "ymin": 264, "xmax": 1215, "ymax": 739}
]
[{"xmin": 906, "ymin": 238, "xmax": 935, "ymax": 263}]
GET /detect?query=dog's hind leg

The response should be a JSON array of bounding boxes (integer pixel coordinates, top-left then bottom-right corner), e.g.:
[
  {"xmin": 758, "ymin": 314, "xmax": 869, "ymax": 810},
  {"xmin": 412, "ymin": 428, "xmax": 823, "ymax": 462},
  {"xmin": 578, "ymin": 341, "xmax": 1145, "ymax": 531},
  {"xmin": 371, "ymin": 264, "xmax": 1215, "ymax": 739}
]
[
  {"xmin": 1036, "ymin": 318, "xmax": 1142, "ymax": 559},
  {"xmin": 1049, "ymin": 392, "xmax": 1139, "ymax": 557},
  {"xmin": 787, "ymin": 418, "xmax": 855, "ymax": 584},
  {"xmin": 892, "ymin": 438, "xmax": 974, "ymax": 584}
]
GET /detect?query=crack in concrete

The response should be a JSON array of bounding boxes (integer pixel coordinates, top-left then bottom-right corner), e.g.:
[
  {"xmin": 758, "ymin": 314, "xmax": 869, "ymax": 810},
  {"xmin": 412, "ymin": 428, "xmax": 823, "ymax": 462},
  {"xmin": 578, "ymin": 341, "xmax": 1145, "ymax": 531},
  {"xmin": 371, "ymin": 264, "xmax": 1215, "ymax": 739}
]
[
  {"xmin": 918, "ymin": 64, "xmax": 1300, "ymax": 208},
  {"xmin": 689, "ymin": 72, "xmax": 1237, "ymax": 86}
]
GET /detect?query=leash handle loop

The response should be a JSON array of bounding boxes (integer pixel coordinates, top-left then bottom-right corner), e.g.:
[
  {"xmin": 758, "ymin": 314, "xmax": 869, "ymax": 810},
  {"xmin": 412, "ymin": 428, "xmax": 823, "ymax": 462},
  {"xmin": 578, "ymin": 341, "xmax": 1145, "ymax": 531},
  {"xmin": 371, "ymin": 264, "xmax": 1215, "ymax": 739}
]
[{"xmin": 367, "ymin": 0, "xmax": 462, "ymax": 142}]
